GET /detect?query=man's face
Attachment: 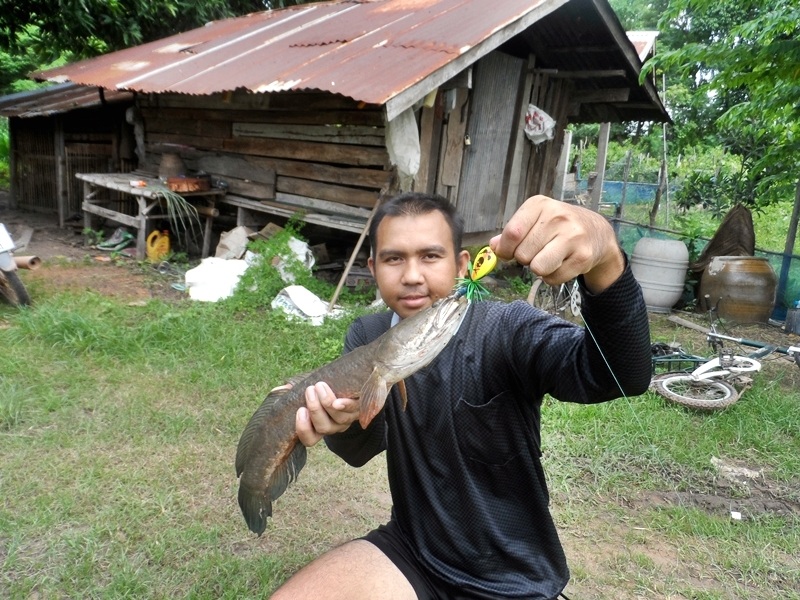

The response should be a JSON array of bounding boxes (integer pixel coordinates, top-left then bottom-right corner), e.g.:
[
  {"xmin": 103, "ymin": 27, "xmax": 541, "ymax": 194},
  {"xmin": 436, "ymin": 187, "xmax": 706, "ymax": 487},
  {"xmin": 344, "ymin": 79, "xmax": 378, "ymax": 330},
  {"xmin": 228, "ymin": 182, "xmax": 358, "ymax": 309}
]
[{"xmin": 368, "ymin": 211, "xmax": 470, "ymax": 319}]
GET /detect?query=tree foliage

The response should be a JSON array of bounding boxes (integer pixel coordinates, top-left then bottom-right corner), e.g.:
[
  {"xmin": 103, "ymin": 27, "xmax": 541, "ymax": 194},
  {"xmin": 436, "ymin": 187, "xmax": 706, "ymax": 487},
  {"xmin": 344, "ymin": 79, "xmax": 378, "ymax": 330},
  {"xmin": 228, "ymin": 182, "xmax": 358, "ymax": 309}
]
[
  {"xmin": 0, "ymin": 0, "xmax": 322, "ymax": 61},
  {"xmin": 647, "ymin": 0, "xmax": 800, "ymax": 206}
]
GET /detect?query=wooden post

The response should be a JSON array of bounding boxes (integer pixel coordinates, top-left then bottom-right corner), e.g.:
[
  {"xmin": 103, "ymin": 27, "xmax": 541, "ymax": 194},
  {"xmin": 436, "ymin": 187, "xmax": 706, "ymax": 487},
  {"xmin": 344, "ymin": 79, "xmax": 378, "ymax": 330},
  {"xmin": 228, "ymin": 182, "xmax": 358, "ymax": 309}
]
[
  {"xmin": 772, "ymin": 178, "xmax": 800, "ymax": 320},
  {"xmin": 327, "ymin": 171, "xmax": 399, "ymax": 311},
  {"xmin": 590, "ymin": 122, "xmax": 610, "ymax": 212},
  {"xmin": 54, "ymin": 116, "xmax": 66, "ymax": 228}
]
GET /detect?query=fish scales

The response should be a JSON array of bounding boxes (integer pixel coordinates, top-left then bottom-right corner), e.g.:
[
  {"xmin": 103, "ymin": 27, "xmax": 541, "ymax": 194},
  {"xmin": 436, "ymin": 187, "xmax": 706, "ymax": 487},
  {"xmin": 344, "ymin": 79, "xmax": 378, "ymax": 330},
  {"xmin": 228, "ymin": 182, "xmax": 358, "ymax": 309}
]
[{"xmin": 235, "ymin": 294, "xmax": 468, "ymax": 536}]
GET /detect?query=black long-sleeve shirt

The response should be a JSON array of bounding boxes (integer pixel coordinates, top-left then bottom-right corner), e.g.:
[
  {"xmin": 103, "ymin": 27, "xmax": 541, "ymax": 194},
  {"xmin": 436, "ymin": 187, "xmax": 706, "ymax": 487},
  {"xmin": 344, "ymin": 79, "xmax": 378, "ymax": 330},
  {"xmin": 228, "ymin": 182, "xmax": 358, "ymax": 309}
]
[{"xmin": 326, "ymin": 264, "xmax": 651, "ymax": 599}]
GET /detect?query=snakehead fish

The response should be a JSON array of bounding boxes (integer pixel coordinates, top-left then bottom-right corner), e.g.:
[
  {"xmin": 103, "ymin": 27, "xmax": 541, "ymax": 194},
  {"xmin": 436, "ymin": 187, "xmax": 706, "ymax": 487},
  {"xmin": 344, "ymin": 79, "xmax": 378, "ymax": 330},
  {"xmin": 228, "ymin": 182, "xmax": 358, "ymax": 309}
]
[{"xmin": 235, "ymin": 293, "xmax": 469, "ymax": 536}]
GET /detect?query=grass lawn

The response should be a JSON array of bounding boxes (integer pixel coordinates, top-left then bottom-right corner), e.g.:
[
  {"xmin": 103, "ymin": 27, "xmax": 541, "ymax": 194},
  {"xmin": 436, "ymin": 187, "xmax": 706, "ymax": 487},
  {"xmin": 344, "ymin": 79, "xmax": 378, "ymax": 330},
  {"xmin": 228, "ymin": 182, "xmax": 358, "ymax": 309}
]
[{"xmin": 1, "ymin": 263, "xmax": 798, "ymax": 599}]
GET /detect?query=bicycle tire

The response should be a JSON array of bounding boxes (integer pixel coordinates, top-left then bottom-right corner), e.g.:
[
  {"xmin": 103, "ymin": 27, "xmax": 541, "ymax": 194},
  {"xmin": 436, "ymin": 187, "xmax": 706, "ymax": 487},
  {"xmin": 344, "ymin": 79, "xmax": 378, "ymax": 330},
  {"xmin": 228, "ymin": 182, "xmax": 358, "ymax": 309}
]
[
  {"xmin": 527, "ymin": 277, "xmax": 555, "ymax": 312},
  {"xmin": 0, "ymin": 269, "xmax": 32, "ymax": 307},
  {"xmin": 652, "ymin": 373, "xmax": 739, "ymax": 410},
  {"xmin": 528, "ymin": 278, "xmax": 581, "ymax": 322}
]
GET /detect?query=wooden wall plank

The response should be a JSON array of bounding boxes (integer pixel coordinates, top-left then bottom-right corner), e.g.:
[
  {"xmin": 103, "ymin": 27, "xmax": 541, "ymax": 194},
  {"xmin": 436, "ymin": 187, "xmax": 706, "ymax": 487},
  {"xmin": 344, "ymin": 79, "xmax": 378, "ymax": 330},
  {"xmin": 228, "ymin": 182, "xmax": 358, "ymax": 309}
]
[
  {"xmin": 222, "ymin": 137, "xmax": 389, "ymax": 168},
  {"xmin": 232, "ymin": 122, "xmax": 385, "ymax": 146},
  {"xmin": 456, "ymin": 51, "xmax": 525, "ymax": 233},
  {"xmin": 140, "ymin": 107, "xmax": 384, "ymax": 127},
  {"xmin": 276, "ymin": 176, "xmax": 378, "ymax": 208},
  {"xmin": 145, "ymin": 117, "xmax": 231, "ymax": 139},
  {"xmin": 195, "ymin": 154, "xmax": 275, "ymax": 184}
]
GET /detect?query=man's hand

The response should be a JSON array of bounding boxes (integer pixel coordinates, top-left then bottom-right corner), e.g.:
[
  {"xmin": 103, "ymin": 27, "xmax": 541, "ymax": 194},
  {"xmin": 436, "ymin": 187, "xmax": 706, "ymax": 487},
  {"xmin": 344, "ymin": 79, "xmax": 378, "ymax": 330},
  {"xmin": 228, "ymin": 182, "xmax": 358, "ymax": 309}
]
[
  {"xmin": 490, "ymin": 195, "xmax": 625, "ymax": 294},
  {"xmin": 295, "ymin": 382, "xmax": 360, "ymax": 447}
]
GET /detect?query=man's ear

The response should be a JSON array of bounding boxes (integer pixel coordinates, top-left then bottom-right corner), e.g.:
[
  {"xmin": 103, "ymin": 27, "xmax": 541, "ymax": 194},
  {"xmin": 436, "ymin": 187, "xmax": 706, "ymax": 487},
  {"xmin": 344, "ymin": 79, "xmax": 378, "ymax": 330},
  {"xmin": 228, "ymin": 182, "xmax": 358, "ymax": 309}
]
[
  {"xmin": 367, "ymin": 256, "xmax": 375, "ymax": 277},
  {"xmin": 457, "ymin": 249, "xmax": 470, "ymax": 278}
]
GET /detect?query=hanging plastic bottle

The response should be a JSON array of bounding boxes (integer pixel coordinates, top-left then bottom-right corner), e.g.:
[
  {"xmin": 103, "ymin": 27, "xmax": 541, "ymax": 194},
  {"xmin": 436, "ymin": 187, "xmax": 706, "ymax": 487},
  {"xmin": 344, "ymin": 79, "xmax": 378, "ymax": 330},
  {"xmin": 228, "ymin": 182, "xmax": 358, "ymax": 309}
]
[{"xmin": 146, "ymin": 230, "xmax": 171, "ymax": 262}]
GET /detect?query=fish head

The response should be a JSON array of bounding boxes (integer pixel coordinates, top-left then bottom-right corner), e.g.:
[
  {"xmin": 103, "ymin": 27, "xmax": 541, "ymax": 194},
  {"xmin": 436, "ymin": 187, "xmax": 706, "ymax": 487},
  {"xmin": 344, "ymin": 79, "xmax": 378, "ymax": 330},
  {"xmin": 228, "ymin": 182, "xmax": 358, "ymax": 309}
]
[{"xmin": 378, "ymin": 293, "xmax": 469, "ymax": 379}]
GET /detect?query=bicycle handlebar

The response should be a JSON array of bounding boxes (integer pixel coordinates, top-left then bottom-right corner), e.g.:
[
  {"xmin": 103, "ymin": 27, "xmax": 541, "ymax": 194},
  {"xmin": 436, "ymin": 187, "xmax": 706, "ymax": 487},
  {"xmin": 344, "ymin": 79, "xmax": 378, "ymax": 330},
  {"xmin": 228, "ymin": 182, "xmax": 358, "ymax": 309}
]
[{"xmin": 707, "ymin": 331, "xmax": 799, "ymax": 358}]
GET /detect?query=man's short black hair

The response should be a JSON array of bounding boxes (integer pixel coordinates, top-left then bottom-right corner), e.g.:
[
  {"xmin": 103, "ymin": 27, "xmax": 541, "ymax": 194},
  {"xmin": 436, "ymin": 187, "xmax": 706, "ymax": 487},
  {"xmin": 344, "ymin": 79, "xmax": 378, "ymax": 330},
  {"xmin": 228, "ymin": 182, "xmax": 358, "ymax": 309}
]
[{"xmin": 369, "ymin": 192, "xmax": 464, "ymax": 259}]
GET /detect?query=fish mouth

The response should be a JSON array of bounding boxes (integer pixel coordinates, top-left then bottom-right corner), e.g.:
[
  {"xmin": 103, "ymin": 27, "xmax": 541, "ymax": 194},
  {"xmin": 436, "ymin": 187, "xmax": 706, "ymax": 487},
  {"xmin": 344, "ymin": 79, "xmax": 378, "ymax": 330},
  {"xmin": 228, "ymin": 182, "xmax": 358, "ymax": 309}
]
[{"xmin": 431, "ymin": 293, "xmax": 469, "ymax": 327}]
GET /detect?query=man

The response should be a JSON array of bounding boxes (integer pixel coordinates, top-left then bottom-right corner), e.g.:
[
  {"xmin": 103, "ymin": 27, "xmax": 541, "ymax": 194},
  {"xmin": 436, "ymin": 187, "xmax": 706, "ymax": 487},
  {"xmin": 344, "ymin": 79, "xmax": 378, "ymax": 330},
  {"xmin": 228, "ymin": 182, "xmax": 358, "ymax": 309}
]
[{"xmin": 272, "ymin": 192, "xmax": 652, "ymax": 600}]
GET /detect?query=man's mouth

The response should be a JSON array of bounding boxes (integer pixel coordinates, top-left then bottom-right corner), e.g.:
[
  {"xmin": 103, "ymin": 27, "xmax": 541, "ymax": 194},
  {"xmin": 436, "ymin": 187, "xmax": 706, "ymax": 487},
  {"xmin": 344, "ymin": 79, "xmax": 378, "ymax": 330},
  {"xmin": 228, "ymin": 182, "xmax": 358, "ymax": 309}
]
[{"xmin": 399, "ymin": 294, "xmax": 429, "ymax": 309}]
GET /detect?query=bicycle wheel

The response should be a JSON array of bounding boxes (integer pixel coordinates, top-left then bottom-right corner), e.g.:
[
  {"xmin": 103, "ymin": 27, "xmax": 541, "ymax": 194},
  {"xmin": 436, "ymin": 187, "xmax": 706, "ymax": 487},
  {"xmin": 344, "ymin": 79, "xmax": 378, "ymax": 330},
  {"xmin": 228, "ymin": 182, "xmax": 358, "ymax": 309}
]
[
  {"xmin": 0, "ymin": 269, "xmax": 31, "ymax": 307},
  {"xmin": 652, "ymin": 373, "xmax": 739, "ymax": 410},
  {"xmin": 527, "ymin": 277, "xmax": 557, "ymax": 313}
]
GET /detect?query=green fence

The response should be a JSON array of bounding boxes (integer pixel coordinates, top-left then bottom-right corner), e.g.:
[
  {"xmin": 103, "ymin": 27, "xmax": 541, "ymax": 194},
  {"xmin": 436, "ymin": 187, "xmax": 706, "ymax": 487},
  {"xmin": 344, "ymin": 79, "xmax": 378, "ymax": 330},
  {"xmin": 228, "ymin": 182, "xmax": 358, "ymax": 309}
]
[{"xmin": 614, "ymin": 219, "xmax": 800, "ymax": 321}]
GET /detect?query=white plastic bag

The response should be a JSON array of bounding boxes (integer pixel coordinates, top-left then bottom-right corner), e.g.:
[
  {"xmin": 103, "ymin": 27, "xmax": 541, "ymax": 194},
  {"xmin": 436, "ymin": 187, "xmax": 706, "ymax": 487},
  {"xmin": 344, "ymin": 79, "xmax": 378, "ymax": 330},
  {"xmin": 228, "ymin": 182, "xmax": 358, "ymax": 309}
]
[
  {"xmin": 524, "ymin": 104, "xmax": 556, "ymax": 145},
  {"xmin": 185, "ymin": 257, "xmax": 250, "ymax": 302},
  {"xmin": 271, "ymin": 285, "xmax": 341, "ymax": 326}
]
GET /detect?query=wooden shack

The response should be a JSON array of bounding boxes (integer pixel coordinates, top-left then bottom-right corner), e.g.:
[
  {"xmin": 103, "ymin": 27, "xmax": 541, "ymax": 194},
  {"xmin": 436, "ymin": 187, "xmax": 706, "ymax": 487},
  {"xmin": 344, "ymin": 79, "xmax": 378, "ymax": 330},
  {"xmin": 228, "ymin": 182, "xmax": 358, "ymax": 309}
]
[
  {"xmin": 27, "ymin": 0, "xmax": 667, "ymax": 251},
  {"xmin": 0, "ymin": 83, "xmax": 135, "ymax": 225}
]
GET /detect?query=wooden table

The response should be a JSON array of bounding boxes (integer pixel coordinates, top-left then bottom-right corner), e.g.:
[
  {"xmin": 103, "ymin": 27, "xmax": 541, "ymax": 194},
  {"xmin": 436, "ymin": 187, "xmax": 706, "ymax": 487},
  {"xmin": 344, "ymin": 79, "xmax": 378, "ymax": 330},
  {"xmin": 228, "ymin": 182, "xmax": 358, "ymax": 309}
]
[{"xmin": 76, "ymin": 173, "xmax": 225, "ymax": 260}]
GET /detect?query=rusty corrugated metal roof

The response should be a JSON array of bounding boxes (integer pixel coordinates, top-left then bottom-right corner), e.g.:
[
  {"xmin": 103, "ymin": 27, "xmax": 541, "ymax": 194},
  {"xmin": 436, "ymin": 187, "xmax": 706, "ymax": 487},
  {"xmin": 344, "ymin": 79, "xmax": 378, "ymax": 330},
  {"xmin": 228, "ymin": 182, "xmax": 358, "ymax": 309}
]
[
  {"xmin": 32, "ymin": 0, "xmax": 568, "ymax": 120},
  {"xmin": 0, "ymin": 83, "xmax": 133, "ymax": 118},
  {"xmin": 33, "ymin": 0, "xmax": 668, "ymax": 123}
]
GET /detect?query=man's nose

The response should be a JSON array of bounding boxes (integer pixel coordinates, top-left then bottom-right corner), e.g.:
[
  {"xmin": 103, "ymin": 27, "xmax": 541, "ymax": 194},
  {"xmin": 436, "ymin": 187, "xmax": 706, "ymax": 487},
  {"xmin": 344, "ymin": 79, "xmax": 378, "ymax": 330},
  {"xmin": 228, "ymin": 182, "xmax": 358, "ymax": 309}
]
[{"xmin": 401, "ymin": 259, "xmax": 424, "ymax": 284}]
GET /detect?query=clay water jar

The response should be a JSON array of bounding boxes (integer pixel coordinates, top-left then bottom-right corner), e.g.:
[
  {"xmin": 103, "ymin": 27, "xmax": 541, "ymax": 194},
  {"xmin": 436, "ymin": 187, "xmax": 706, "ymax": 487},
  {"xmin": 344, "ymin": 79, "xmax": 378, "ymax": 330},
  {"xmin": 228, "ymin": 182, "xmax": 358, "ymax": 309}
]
[
  {"xmin": 698, "ymin": 256, "xmax": 777, "ymax": 323},
  {"xmin": 630, "ymin": 238, "xmax": 689, "ymax": 312}
]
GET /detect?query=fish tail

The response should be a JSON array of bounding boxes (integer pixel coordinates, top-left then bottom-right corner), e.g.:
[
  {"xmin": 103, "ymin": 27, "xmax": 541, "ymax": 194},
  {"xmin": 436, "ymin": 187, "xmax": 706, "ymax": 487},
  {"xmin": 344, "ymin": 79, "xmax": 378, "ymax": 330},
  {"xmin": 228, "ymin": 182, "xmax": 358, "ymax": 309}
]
[
  {"xmin": 237, "ymin": 440, "xmax": 307, "ymax": 536},
  {"xmin": 238, "ymin": 482, "xmax": 271, "ymax": 537}
]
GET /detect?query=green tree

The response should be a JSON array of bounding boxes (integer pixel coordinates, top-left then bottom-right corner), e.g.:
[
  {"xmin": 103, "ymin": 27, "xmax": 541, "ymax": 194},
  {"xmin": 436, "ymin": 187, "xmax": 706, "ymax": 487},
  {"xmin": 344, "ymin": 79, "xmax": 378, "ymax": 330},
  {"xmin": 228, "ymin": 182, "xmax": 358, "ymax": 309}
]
[{"xmin": 647, "ymin": 0, "xmax": 800, "ymax": 206}]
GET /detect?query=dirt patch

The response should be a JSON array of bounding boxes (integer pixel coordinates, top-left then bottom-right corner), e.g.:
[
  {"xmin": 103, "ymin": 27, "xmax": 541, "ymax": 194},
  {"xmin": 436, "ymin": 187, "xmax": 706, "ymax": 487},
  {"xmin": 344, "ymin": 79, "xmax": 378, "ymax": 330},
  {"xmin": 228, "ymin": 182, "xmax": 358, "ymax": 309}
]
[
  {"xmin": 2, "ymin": 192, "xmax": 185, "ymax": 302},
  {"xmin": 631, "ymin": 461, "xmax": 800, "ymax": 521}
]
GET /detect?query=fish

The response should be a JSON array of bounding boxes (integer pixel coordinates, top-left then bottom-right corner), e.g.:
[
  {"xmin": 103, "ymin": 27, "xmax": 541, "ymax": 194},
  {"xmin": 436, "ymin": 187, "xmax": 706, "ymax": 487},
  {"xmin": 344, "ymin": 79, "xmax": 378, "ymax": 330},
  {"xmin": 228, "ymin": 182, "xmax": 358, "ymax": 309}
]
[{"xmin": 235, "ymin": 293, "xmax": 469, "ymax": 535}]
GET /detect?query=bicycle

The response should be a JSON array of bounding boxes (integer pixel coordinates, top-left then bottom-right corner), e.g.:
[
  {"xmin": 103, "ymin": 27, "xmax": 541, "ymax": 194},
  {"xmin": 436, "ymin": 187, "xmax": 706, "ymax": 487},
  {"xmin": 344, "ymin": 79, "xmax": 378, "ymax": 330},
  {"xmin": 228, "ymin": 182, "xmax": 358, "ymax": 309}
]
[
  {"xmin": 651, "ymin": 348, "xmax": 762, "ymax": 410},
  {"xmin": 652, "ymin": 307, "xmax": 799, "ymax": 409},
  {"xmin": 526, "ymin": 275, "xmax": 581, "ymax": 321}
]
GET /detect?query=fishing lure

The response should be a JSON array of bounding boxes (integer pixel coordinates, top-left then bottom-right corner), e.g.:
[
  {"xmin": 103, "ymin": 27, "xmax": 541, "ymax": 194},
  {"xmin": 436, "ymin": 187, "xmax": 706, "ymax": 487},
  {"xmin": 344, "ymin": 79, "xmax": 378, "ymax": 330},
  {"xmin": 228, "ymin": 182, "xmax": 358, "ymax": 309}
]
[{"xmin": 455, "ymin": 245, "xmax": 497, "ymax": 302}]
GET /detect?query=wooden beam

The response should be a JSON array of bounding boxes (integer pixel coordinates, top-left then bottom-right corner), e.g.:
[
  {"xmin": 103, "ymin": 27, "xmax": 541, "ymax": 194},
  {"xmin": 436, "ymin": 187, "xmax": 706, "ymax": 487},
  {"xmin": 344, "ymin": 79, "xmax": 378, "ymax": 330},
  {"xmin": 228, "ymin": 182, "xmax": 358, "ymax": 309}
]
[
  {"xmin": 548, "ymin": 69, "xmax": 627, "ymax": 79},
  {"xmin": 571, "ymin": 88, "xmax": 631, "ymax": 103}
]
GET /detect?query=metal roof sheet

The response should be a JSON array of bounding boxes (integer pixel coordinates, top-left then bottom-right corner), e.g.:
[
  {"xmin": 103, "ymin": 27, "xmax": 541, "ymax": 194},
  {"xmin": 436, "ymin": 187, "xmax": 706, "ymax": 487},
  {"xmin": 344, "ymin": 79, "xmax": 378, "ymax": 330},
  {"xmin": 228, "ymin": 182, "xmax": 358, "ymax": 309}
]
[
  {"xmin": 32, "ymin": 0, "xmax": 668, "ymax": 123},
  {"xmin": 0, "ymin": 83, "xmax": 133, "ymax": 118}
]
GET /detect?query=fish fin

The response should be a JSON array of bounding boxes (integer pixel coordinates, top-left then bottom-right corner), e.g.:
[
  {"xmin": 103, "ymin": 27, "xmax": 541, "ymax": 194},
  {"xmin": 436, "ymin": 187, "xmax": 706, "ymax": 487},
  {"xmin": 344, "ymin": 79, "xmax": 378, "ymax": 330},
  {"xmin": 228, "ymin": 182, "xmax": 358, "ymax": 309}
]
[
  {"xmin": 267, "ymin": 440, "xmax": 307, "ymax": 503},
  {"xmin": 237, "ymin": 441, "xmax": 307, "ymax": 537},
  {"xmin": 358, "ymin": 367, "xmax": 389, "ymax": 428},
  {"xmin": 397, "ymin": 380, "xmax": 408, "ymax": 412},
  {"xmin": 235, "ymin": 387, "xmax": 293, "ymax": 476}
]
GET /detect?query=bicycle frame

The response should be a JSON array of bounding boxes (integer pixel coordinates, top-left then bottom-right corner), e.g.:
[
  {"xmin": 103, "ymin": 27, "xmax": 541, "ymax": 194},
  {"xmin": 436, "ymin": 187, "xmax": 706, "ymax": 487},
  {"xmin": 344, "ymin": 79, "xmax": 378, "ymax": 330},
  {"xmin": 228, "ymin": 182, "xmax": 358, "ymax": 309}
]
[
  {"xmin": 707, "ymin": 331, "xmax": 800, "ymax": 367},
  {"xmin": 689, "ymin": 353, "xmax": 761, "ymax": 382}
]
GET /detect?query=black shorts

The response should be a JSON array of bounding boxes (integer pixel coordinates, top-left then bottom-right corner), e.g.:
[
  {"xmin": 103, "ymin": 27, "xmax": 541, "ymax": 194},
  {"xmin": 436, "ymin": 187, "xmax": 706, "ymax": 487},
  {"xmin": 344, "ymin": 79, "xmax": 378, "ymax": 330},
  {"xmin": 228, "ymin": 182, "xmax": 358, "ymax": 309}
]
[{"xmin": 362, "ymin": 521, "xmax": 568, "ymax": 600}]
